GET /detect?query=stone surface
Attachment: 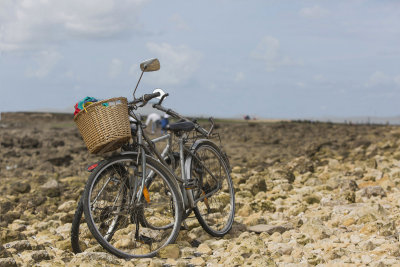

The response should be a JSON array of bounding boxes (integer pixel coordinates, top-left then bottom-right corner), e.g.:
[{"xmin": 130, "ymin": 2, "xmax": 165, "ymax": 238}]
[
  {"xmin": 247, "ymin": 223, "xmax": 293, "ymax": 235},
  {"xmin": 2, "ymin": 115, "xmax": 400, "ymax": 266}
]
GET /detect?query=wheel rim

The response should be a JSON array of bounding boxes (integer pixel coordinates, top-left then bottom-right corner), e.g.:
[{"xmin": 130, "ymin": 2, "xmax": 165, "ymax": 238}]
[
  {"xmin": 86, "ymin": 158, "xmax": 180, "ymax": 257},
  {"xmin": 192, "ymin": 145, "xmax": 234, "ymax": 234}
]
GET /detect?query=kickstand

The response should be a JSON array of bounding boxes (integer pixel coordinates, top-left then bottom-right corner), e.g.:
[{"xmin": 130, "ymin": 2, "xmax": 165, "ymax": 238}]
[{"xmin": 181, "ymin": 220, "xmax": 189, "ymax": 230}]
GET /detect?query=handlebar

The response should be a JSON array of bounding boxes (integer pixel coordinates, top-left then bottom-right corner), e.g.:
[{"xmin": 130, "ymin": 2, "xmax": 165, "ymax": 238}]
[{"xmin": 129, "ymin": 92, "xmax": 160, "ymax": 106}]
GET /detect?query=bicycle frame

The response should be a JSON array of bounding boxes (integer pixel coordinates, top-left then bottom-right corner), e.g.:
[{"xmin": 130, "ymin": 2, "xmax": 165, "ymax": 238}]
[{"xmin": 126, "ymin": 107, "xmax": 220, "ymax": 212}]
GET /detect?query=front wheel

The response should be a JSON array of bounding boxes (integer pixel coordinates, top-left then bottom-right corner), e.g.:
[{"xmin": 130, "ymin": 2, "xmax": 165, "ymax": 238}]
[
  {"xmin": 187, "ymin": 140, "xmax": 235, "ymax": 237},
  {"xmin": 82, "ymin": 154, "xmax": 182, "ymax": 258}
]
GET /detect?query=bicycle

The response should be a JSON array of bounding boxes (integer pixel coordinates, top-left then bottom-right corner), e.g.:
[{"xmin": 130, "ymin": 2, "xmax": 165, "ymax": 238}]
[
  {"xmin": 71, "ymin": 120, "xmax": 180, "ymax": 254},
  {"xmin": 80, "ymin": 58, "xmax": 235, "ymax": 258}
]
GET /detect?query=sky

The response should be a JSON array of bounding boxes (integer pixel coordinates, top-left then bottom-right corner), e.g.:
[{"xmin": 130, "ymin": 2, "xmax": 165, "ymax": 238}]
[{"xmin": 1, "ymin": 0, "xmax": 400, "ymax": 119}]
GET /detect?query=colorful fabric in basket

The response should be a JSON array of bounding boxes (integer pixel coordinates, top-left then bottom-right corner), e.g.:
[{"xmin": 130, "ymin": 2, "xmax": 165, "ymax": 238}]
[{"xmin": 74, "ymin": 96, "xmax": 110, "ymax": 116}]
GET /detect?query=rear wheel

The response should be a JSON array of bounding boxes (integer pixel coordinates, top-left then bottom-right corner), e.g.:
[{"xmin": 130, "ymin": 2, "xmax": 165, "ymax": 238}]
[
  {"xmin": 82, "ymin": 154, "xmax": 182, "ymax": 258},
  {"xmin": 188, "ymin": 141, "xmax": 235, "ymax": 237}
]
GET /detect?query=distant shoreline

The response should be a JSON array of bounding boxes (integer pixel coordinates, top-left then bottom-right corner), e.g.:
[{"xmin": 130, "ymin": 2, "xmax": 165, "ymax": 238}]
[{"xmin": 1, "ymin": 111, "xmax": 400, "ymax": 125}]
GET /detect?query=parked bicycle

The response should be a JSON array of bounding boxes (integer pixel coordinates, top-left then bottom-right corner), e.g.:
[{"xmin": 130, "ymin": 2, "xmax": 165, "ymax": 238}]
[
  {"xmin": 71, "ymin": 121, "xmax": 180, "ymax": 254},
  {"xmin": 73, "ymin": 58, "xmax": 235, "ymax": 258}
]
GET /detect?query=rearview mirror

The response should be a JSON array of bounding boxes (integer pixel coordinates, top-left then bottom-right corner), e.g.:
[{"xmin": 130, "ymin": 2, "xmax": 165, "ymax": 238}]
[{"xmin": 140, "ymin": 58, "xmax": 160, "ymax": 72}]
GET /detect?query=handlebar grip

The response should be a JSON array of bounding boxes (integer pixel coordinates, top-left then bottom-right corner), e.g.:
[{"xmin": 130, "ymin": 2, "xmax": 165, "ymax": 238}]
[{"xmin": 143, "ymin": 92, "xmax": 160, "ymax": 102}]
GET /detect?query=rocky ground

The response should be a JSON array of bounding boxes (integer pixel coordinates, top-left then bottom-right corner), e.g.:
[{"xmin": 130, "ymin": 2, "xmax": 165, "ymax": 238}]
[{"xmin": 2, "ymin": 114, "xmax": 400, "ymax": 266}]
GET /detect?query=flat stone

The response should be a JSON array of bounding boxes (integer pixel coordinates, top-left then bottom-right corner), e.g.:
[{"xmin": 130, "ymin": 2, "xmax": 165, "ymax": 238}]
[
  {"xmin": 158, "ymin": 244, "xmax": 180, "ymax": 259},
  {"xmin": 190, "ymin": 257, "xmax": 205, "ymax": 267},
  {"xmin": 0, "ymin": 257, "xmax": 17, "ymax": 267},
  {"xmin": 31, "ymin": 250, "xmax": 51, "ymax": 262},
  {"xmin": 361, "ymin": 186, "xmax": 386, "ymax": 198},
  {"xmin": 4, "ymin": 240, "xmax": 32, "ymax": 252},
  {"xmin": 0, "ymin": 245, "xmax": 11, "ymax": 258},
  {"xmin": 248, "ymin": 223, "xmax": 293, "ymax": 235},
  {"xmin": 196, "ymin": 243, "xmax": 212, "ymax": 255},
  {"xmin": 57, "ymin": 200, "xmax": 76, "ymax": 212}
]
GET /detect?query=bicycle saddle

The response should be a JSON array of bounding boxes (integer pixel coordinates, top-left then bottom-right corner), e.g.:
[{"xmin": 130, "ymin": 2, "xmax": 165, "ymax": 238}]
[{"xmin": 167, "ymin": 121, "xmax": 195, "ymax": 132}]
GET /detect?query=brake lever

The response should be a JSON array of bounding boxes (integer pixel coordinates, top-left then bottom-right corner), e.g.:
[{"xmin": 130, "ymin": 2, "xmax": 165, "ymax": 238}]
[{"xmin": 157, "ymin": 93, "xmax": 169, "ymax": 105}]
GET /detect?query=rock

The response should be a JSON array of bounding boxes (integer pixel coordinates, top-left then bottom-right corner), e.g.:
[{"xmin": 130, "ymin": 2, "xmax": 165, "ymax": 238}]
[
  {"xmin": 52, "ymin": 140, "xmax": 65, "ymax": 147},
  {"xmin": 47, "ymin": 155, "xmax": 73, "ymax": 167},
  {"xmin": 249, "ymin": 176, "xmax": 267, "ymax": 195},
  {"xmin": 68, "ymin": 252, "xmax": 121, "ymax": 265},
  {"xmin": 1, "ymin": 211, "xmax": 20, "ymax": 225},
  {"xmin": 232, "ymin": 166, "xmax": 247, "ymax": 174},
  {"xmin": 190, "ymin": 257, "xmax": 205, "ymax": 266},
  {"xmin": 1, "ymin": 135, "xmax": 14, "ymax": 148},
  {"xmin": 4, "ymin": 240, "xmax": 32, "ymax": 252},
  {"xmin": 0, "ymin": 245, "xmax": 11, "ymax": 258},
  {"xmin": 57, "ymin": 200, "xmax": 76, "ymax": 212},
  {"xmin": 11, "ymin": 182, "xmax": 31, "ymax": 194},
  {"xmin": 304, "ymin": 194, "xmax": 321, "ymax": 205},
  {"xmin": 41, "ymin": 179, "xmax": 60, "ymax": 197},
  {"xmin": 150, "ymin": 259, "xmax": 163, "ymax": 267},
  {"xmin": 31, "ymin": 250, "xmax": 51, "ymax": 262},
  {"xmin": 196, "ymin": 243, "xmax": 212, "ymax": 255},
  {"xmin": 20, "ymin": 137, "xmax": 41, "ymax": 149},
  {"xmin": 361, "ymin": 186, "xmax": 386, "ymax": 198},
  {"xmin": 0, "ymin": 258, "xmax": 17, "ymax": 267},
  {"xmin": 0, "ymin": 201, "xmax": 13, "ymax": 214},
  {"xmin": 339, "ymin": 179, "xmax": 359, "ymax": 191},
  {"xmin": 248, "ymin": 223, "xmax": 293, "ymax": 235},
  {"xmin": 272, "ymin": 170, "xmax": 295, "ymax": 183},
  {"xmin": 0, "ymin": 228, "xmax": 26, "ymax": 243},
  {"xmin": 300, "ymin": 218, "xmax": 331, "ymax": 240},
  {"xmin": 158, "ymin": 244, "xmax": 180, "ymax": 259},
  {"xmin": 361, "ymin": 254, "xmax": 372, "ymax": 264}
]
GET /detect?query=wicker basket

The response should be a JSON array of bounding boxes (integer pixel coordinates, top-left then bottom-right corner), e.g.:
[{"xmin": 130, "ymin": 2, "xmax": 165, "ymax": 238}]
[{"xmin": 74, "ymin": 97, "xmax": 132, "ymax": 154}]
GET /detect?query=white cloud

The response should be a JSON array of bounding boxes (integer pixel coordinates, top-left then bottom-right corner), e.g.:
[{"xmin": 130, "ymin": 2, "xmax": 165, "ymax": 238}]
[
  {"xmin": 234, "ymin": 72, "xmax": 245, "ymax": 82},
  {"xmin": 170, "ymin": 14, "xmax": 190, "ymax": 31},
  {"xmin": 146, "ymin": 42, "xmax": 202, "ymax": 85},
  {"xmin": 251, "ymin": 36, "xmax": 302, "ymax": 72},
  {"xmin": 109, "ymin": 58, "xmax": 123, "ymax": 78},
  {"xmin": 313, "ymin": 74, "xmax": 325, "ymax": 82},
  {"xmin": 26, "ymin": 50, "xmax": 62, "ymax": 78},
  {"xmin": 365, "ymin": 71, "xmax": 392, "ymax": 87},
  {"xmin": 0, "ymin": 0, "xmax": 148, "ymax": 52},
  {"xmin": 394, "ymin": 75, "xmax": 400, "ymax": 87},
  {"xmin": 296, "ymin": 82, "xmax": 306, "ymax": 88},
  {"xmin": 299, "ymin": 6, "xmax": 329, "ymax": 19}
]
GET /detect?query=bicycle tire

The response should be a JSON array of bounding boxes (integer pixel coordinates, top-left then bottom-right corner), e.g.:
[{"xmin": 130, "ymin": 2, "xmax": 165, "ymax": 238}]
[
  {"xmin": 71, "ymin": 197, "xmax": 101, "ymax": 253},
  {"xmin": 71, "ymin": 197, "xmax": 84, "ymax": 253},
  {"xmin": 71, "ymin": 152, "xmax": 181, "ymax": 253},
  {"xmin": 71, "ymin": 160, "xmax": 129, "ymax": 254},
  {"xmin": 186, "ymin": 140, "xmax": 235, "ymax": 237},
  {"xmin": 82, "ymin": 154, "xmax": 183, "ymax": 258}
]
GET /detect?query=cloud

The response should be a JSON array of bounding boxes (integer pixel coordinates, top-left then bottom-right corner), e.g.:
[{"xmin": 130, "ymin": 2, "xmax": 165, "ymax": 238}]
[
  {"xmin": 296, "ymin": 82, "xmax": 306, "ymax": 88},
  {"xmin": 365, "ymin": 71, "xmax": 392, "ymax": 87},
  {"xmin": 145, "ymin": 42, "xmax": 202, "ymax": 85},
  {"xmin": 170, "ymin": 14, "xmax": 190, "ymax": 31},
  {"xmin": 251, "ymin": 36, "xmax": 302, "ymax": 72},
  {"xmin": 299, "ymin": 6, "xmax": 329, "ymax": 19},
  {"xmin": 26, "ymin": 50, "xmax": 62, "ymax": 78},
  {"xmin": 394, "ymin": 75, "xmax": 400, "ymax": 87},
  {"xmin": 234, "ymin": 72, "xmax": 245, "ymax": 82},
  {"xmin": 109, "ymin": 58, "xmax": 123, "ymax": 78},
  {"xmin": 0, "ymin": 0, "xmax": 148, "ymax": 52}
]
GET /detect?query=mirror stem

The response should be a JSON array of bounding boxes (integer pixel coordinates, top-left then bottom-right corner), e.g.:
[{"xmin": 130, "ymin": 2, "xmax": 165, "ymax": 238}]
[{"xmin": 133, "ymin": 67, "xmax": 146, "ymax": 100}]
